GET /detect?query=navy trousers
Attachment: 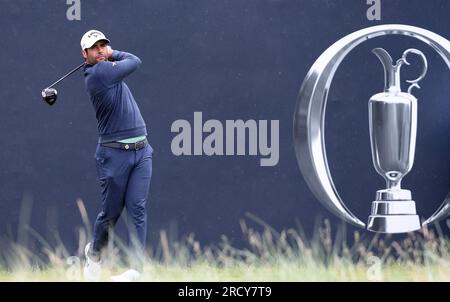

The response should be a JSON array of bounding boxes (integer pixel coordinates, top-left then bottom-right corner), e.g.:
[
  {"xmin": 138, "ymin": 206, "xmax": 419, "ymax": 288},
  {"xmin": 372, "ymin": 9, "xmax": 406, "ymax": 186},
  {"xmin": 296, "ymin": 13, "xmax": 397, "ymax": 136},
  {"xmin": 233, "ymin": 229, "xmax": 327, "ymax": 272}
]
[{"xmin": 92, "ymin": 142, "xmax": 153, "ymax": 255}]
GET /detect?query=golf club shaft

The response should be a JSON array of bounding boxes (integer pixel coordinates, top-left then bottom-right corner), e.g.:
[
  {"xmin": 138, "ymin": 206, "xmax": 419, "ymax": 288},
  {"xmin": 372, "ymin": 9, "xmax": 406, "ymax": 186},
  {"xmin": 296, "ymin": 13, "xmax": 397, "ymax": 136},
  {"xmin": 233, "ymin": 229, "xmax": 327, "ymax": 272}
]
[{"xmin": 46, "ymin": 62, "xmax": 85, "ymax": 89}]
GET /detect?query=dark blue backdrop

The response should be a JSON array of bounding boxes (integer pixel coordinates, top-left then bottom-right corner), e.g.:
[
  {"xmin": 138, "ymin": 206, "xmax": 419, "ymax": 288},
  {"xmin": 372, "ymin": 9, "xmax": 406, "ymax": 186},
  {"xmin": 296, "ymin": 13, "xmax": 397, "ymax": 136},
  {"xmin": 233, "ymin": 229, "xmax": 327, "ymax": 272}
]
[{"xmin": 0, "ymin": 0, "xmax": 449, "ymax": 253}]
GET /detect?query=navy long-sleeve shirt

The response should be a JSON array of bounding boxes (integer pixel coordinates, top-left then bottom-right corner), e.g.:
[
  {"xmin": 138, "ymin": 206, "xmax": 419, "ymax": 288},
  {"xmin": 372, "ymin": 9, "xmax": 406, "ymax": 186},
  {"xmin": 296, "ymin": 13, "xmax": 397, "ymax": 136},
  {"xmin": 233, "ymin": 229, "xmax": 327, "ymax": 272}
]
[{"xmin": 84, "ymin": 50, "xmax": 147, "ymax": 143}]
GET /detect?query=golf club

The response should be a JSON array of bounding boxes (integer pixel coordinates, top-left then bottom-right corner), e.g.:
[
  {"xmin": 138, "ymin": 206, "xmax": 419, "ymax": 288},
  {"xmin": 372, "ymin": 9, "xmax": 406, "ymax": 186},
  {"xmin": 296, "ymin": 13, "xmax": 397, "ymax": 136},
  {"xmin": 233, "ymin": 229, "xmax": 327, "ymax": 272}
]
[{"xmin": 41, "ymin": 62, "xmax": 85, "ymax": 106}]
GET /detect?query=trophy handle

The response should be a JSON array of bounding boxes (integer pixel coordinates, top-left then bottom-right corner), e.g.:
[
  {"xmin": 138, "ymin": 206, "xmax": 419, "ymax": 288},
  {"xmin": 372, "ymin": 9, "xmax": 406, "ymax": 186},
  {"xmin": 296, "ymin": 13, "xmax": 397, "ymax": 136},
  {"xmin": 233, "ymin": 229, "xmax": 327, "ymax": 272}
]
[{"xmin": 400, "ymin": 49, "xmax": 428, "ymax": 94}]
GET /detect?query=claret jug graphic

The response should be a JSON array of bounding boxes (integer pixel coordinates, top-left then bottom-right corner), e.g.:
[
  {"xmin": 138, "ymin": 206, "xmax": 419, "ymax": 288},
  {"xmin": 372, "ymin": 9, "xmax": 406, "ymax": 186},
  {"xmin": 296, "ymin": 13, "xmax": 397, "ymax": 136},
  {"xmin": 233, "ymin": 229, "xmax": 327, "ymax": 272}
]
[
  {"xmin": 294, "ymin": 25, "xmax": 450, "ymax": 234},
  {"xmin": 368, "ymin": 48, "xmax": 427, "ymax": 233}
]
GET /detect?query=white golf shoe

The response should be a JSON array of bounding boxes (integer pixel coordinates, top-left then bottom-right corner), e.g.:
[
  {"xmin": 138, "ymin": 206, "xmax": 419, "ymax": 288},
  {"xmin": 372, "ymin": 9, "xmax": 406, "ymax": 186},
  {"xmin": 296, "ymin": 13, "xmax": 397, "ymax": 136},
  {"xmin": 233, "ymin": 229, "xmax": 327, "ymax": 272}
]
[
  {"xmin": 83, "ymin": 242, "xmax": 102, "ymax": 282},
  {"xmin": 110, "ymin": 269, "xmax": 141, "ymax": 282}
]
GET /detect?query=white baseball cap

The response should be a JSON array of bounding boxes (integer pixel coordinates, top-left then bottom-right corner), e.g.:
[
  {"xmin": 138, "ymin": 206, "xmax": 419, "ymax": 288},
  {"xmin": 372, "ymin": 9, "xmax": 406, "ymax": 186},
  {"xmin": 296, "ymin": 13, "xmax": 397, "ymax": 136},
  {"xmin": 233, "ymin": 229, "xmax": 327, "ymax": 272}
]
[{"xmin": 80, "ymin": 30, "xmax": 110, "ymax": 50}]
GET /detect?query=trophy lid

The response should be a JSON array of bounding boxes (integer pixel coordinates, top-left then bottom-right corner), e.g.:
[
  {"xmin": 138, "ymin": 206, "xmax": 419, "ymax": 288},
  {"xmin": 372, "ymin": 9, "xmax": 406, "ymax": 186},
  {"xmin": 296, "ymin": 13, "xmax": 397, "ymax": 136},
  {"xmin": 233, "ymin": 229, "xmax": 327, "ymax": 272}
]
[{"xmin": 372, "ymin": 48, "xmax": 428, "ymax": 95}]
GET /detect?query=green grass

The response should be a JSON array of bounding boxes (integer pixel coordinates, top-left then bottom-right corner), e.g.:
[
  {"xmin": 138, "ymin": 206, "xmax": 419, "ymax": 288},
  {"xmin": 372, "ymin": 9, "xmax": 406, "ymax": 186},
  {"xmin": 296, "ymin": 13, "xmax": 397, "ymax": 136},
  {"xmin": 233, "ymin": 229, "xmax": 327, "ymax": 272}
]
[
  {"xmin": 0, "ymin": 201, "xmax": 449, "ymax": 281},
  {"xmin": 2, "ymin": 259, "xmax": 448, "ymax": 282}
]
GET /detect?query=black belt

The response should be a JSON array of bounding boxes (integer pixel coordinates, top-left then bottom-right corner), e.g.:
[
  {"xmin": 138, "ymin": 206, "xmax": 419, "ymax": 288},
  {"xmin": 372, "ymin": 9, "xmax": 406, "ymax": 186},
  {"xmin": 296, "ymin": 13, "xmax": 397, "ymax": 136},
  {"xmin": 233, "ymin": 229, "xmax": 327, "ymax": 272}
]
[{"xmin": 101, "ymin": 138, "xmax": 148, "ymax": 151}]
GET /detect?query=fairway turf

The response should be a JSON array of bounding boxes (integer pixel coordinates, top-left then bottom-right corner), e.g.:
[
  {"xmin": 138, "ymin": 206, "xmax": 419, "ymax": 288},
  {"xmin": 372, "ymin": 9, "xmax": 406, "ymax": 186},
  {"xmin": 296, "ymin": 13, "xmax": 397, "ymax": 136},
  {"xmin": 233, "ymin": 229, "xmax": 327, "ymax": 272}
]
[{"xmin": 0, "ymin": 219, "xmax": 448, "ymax": 282}]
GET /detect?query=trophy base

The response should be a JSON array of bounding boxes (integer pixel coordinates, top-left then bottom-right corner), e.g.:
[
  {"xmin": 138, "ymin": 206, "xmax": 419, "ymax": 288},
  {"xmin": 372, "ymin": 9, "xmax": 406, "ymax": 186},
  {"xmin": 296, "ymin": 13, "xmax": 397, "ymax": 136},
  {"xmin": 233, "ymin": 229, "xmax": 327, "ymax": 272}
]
[
  {"xmin": 367, "ymin": 214, "xmax": 421, "ymax": 233},
  {"xmin": 367, "ymin": 196, "xmax": 421, "ymax": 233}
]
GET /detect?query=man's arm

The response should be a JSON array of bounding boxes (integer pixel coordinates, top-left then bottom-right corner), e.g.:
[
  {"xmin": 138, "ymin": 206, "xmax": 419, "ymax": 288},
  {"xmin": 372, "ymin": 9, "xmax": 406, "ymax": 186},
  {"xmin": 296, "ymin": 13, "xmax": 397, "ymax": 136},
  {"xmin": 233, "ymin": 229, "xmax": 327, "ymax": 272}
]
[{"xmin": 97, "ymin": 48, "xmax": 142, "ymax": 85}]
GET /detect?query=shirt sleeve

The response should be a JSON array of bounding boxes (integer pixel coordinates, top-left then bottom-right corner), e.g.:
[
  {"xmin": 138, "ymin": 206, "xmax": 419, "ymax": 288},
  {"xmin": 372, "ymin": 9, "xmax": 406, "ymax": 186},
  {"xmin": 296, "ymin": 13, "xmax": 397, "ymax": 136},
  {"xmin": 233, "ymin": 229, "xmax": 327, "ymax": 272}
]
[{"xmin": 96, "ymin": 50, "xmax": 142, "ymax": 85}]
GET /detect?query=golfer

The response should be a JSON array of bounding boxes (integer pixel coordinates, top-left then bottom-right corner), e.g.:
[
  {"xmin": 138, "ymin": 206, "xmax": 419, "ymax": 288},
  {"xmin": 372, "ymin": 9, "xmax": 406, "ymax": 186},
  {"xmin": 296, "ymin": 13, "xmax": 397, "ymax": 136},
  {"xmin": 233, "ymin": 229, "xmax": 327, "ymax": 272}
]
[{"xmin": 80, "ymin": 30, "xmax": 153, "ymax": 282}]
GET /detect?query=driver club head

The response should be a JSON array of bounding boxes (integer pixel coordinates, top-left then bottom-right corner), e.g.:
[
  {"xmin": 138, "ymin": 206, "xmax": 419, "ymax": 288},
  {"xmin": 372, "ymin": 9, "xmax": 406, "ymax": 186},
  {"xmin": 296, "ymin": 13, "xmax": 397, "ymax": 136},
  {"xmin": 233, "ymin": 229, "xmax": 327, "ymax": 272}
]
[{"xmin": 41, "ymin": 88, "xmax": 58, "ymax": 106}]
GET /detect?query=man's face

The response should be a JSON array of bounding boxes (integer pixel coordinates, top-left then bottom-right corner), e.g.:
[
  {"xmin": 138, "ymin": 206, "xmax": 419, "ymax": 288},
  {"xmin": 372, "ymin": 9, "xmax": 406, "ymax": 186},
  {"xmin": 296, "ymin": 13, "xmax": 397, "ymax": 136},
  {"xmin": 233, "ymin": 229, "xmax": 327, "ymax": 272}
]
[{"xmin": 82, "ymin": 40, "xmax": 108, "ymax": 65}]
